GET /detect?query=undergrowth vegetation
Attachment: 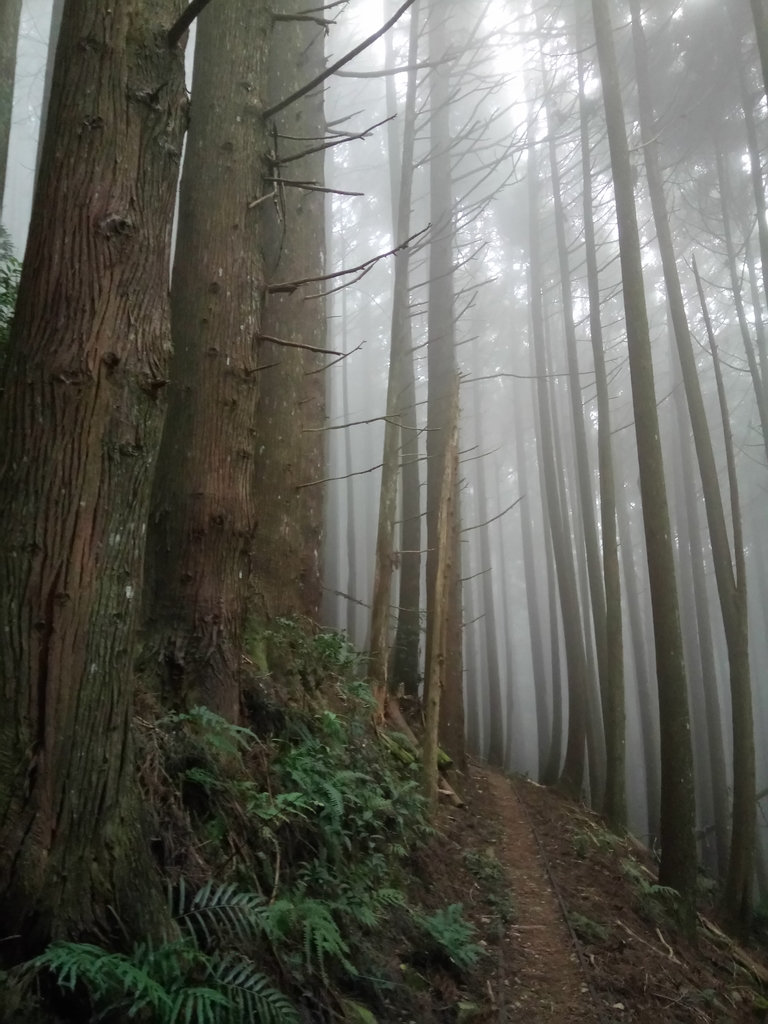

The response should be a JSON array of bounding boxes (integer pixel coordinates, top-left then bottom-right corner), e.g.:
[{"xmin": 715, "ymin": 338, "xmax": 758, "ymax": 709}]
[
  {"xmin": 3, "ymin": 622, "xmax": 481, "ymax": 1023},
  {"xmin": 0, "ymin": 225, "xmax": 21, "ymax": 359}
]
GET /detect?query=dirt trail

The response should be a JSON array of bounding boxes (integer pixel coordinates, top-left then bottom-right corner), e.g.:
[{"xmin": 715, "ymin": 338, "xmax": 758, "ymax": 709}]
[{"xmin": 474, "ymin": 768, "xmax": 599, "ymax": 1023}]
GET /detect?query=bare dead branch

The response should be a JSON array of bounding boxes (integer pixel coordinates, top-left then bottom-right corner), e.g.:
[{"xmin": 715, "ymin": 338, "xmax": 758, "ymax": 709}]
[
  {"xmin": 460, "ymin": 496, "xmax": 525, "ymax": 533},
  {"xmin": 262, "ymin": 0, "xmax": 419, "ymax": 120},
  {"xmin": 256, "ymin": 334, "xmax": 341, "ymax": 356},
  {"xmin": 168, "ymin": 0, "xmax": 215, "ymax": 47},
  {"xmin": 264, "ymin": 177, "xmax": 364, "ymax": 197}
]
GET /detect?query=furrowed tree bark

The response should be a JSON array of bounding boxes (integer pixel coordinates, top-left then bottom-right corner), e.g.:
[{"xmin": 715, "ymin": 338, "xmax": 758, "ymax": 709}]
[
  {"xmin": 426, "ymin": 0, "xmax": 464, "ymax": 767},
  {"xmin": 693, "ymin": 255, "xmax": 756, "ymax": 933},
  {"xmin": 472, "ymin": 343, "xmax": 504, "ymax": 766},
  {"xmin": 368, "ymin": 1, "xmax": 419, "ymax": 709},
  {"xmin": 513, "ymin": 374, "xmax": 550, "ymax": 780},
  {"xmin": 144, "ymin": 0, "xmax": 271, "ymax": 721},
  {"xmin": 578, "ymin": 42, "xmax": 625, "ymax": 827},
  {"xmin": 0, "ymin": 0, "xmax": 187, "ymax": 943},
  {"xmin": 631, "ymin": 0, "xmax": 754, "ymax": 926},
  {"xmin": 527, "ymin": 104, "xmax": 587, "ymax": 798},
  {"xmin": 0, "ymin": 0, "xmax": 22, "ymax": 211},
  {"xmin": 250, "ymin": 0, "xmax": 327, "ymax": 623},
  {"xmin": 591, "ymin": 0, "xmax": 697, "ymax": 922}
]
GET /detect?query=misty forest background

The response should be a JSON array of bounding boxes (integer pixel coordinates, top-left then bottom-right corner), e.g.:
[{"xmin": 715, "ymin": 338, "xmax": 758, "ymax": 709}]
[{"xmin": 3, "ymin": 0, "xmax": 768, "ymax": 999}]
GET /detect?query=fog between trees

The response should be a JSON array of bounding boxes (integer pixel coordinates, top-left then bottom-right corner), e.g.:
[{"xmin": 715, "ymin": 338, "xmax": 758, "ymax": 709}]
[{"xmin": 1, "ymin": 0, "xmax": 768, "ymax": 951}]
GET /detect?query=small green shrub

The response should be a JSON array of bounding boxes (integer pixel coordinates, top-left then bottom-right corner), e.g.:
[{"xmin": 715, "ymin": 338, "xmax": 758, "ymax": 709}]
[
  {"xmin": 568, "ymin": 912, "xmax": 609, "ymax": 945},
  {"xmin": 621, "ymin": 857, "xmax": 679, "ymax": 921}
]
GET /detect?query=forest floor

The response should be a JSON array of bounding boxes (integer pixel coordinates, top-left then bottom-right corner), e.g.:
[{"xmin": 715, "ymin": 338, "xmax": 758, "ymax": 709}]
[{"xmin": 413, "ymin": 761, "xmax": 768, "ymax": 1024}]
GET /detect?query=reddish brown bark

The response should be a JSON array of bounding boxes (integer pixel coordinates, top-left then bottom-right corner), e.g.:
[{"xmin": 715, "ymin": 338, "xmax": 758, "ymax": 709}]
[
  {"xmin": 144, "ymin": 0, "xmax": 271, "ymax": 721},
  {"xmin": 0, "ymin": 0, "xmax": 187, "ymax": 942}
]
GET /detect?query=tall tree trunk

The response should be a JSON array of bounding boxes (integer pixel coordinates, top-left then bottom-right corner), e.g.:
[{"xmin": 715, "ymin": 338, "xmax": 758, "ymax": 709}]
[
  {"xmin": 494, "ymin": 455, "xmax": 517, "ymax": 770},
  {"xmin": 368, "ymin": 2, "xmax": 419, "ymax": 708},
  {"xmin": 527, "ymin": 104, "xmax": 587, "ymax": 797},
  {"xmin": 423, "ymin": 379, "xmax": 459, "ymax": 812},
  {"xmin": 740, "ymin": 63, "xmax": 768, "ymax": 322},
  {"xmin": 670, "ymin": 342, "xmax": 730, "ymax": 877},
  {"xmin": 693, "ymin": 255, "xmax": 756, "ymax": 932},
  {"xmin": 0, "ymin": 0, "xmax": 186, "ymax": 942},
  {"xmin": 591, "ymin": 0, "xmax": 697, "ymax": 920},
  {"xmin": 746, "ymin": 238, "xmax": 768, "ymax": 389},
  {"xmin": 748, "ymin": 0, "xmax": 768, "ymax": 102},
  {"xmin": 716, "ymin": 144, "xmax": 768, "ymax": 463},
  {"xmin": 513, "ymin": 375, "xmax": 550, "ymax": 780},
  {"xmin": 632, "ymin": 0, "xmax": 754, "ymax": 922},
  {"xmin": 426, "ymin": 1, "xmax": 464, "ymax": 766},
  {"xmin": 616, "ymin": 475, "xmax": 661, "ymax": 844},
  {"xmin": 33, "ymin": 0, "xmax": 65, "ymax": 190},
  {"xmin": 250, "ymin": 0, "xmax": 327, "ymax": 623},
  {"xmin": 144, "ymin": 0, "xmax": 271, "ymax": 721},
  {"xmin": 542, "ymin": 45, "xmax": 611, "ymax": 805},
  {"xmin": 341, "ymin": 278, "xmax": 360, "ymax": 644},
  {"xmin": 0, "ymin": 0, "xmax": 22, "ymax": 210},
  {"xmin": 472, "ymin": 350, "xmax": 504, "ymax": 766},
  {"xmin": 384, "ymin": 4, "xmax": 422, "ymax": 700},
  {"xmin": 578, "ymin": 43, "xmax": 625, "ymax": 826}
]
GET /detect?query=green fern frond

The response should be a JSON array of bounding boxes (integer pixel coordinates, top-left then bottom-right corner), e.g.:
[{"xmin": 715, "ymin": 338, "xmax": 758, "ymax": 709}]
[
  {"xmin": 209, "ymin": 955, "xmax": 298, "ymax": 1024},
  {"xmin": 173, "ymin": 879, "xmax": 268, "ymax": 946}
]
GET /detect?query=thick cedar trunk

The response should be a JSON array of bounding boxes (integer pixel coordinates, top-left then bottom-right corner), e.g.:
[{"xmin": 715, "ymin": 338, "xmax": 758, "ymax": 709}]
[
  {"xmin": 578, "ymin": 45, "xmax": 625, "ymax": 826},
  {"xmin": 369, "ymin": 3, "xmax": 419, "ymax": 706},
  {"xmin": 527, "ymin": 107, "xmax": 587, "ymax": 797},
  {"xmin": 145, "ymin": 0, "xmax": 270, "ymax": 721},
  {"xmin": 385, "ymin": 1, "xmax": 422, "ymax": 700},
  {"xmin": 0, "ymin": 0, "xmax": 186, "ymax": 942},
  {"xmin": 591, "ymin": 0, "xmax": 697, "ymax": 919},
  {"xmin": 250, "ymin": 1, "xmax": 327, "ymax": 624},
  {"xmin": 693, "ymin": 257, "xmax": 756, "ymax": 932},
  {"xmin": 472, "ymin": 351, "xmax": 504, "ymax": 766},
  {"xmin": 426, "ymin": 2, "xmax": 464, "ymax": 767},
  {"xmin": 631, "ymin": 0, "xmax": 754, "ymax": 928},
  {"xmin": 0, "ymin": 0, "xmax": 22, "ymax": 210},
  {"xmin": 513, "ymin": 376, "xmax": 550, "ymax": 780},
  {"xmin": 616, "ymin": 476, "xmax": 661, "ymax": 844}
]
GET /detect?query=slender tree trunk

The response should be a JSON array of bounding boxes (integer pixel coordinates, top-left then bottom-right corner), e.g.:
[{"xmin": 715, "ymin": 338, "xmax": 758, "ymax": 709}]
[
  {"xmin": 423, "ymin": 379, "xmax": 459, "ymax": 812},
  {"xmin": 716, "ymin": 144, "xmax": 768, "ymax": 463},
  {"xmin": 0, "ymin": 0, "xmax": 187, "ymax": 942},
  {"xmin": 368, "ymin": 4, "xmax": 420, "ymax": 707},
  {"xmin": 144, "ymin": 0, "xmax": 271, "ymax": 721},
  {"xmin": 251, "ymin": 0, "xmax": 327, "ymax": 623},
  {"xmin": 33, "ymin": 0, "xmax": 65, "ymax": 191},
  {"xmin": 693, "ymin": 256, "xmax": 756, "ymax": 932},
  {"xmin": 740, "ymin": 63, "xmax": 768, "ymax": 322},
  {"xmin": 746, "ymin": 238, "xmax": 768, "ymax": 389},
  {"xmin": 542, "ymin": 47, "xmax": 611, "ymax": 801},
  {"xmin": 670, "ymin": 343, "xmax": 730, "ymax": 876},
  {"xmin": 341, "ymin": 280, "xmax": 360, "ymax": 644},
  {"xmin": 472, "ymin": 347, "xmax": 504, "ymax": 765},
  {"xmin": 632, "ymin": 1, "xmax": 754, "ymax": 922},
  {"xmin": 578, "ymin": 44, "xmax": 625, "ymax": 826},
  {"xmin": 464, "ymin": 553, "xmax": 482, "ymax": 756},
  {"xmin": 0, "ymin": 0, "xmax": 22, "ymax": 210},
  {"xmin": 591, "ymin": 0, "xmax": 697, "ymax": 920},
  {"xmin": 513, "ymin": 375, "xmax": 550, "ymax": 780},
  {"xmin": 748, "ymin": 0, "xmax": 768, "ymax": 103},
  {"xmin": 426, "ymin": 1, "xmax": 464, "ymax": 766},
  {"xmin": 616, "ymin": 475, "xmax": 661, "ymax": 844},
  {"xmin": 494, "ymin": 455, "xmax": 517, "ymax": 770},
  {"xmin": 527, "ymin": 104, "xmax": 587, "ymax": 797}
]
